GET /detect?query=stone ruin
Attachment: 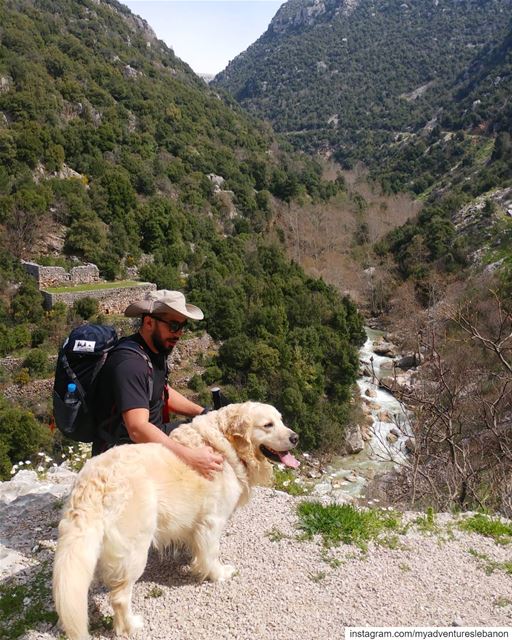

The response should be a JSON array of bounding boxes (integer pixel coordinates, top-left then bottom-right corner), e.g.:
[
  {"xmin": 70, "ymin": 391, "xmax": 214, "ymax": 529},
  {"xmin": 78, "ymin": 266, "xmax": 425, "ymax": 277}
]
[
  {"xmin": 21, "ymin": 261, "xmax": 100, "ymax": 289},
  {"xmin": 21, "ymin": 260, "xmax": 156, "ymax": 314}
]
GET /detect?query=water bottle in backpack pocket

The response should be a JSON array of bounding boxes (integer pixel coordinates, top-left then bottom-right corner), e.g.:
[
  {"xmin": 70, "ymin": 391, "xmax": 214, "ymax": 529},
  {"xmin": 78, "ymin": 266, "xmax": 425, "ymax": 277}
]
[{"xmin": 53, "ymin": 382, "xmax": 84, "ymax": 439}]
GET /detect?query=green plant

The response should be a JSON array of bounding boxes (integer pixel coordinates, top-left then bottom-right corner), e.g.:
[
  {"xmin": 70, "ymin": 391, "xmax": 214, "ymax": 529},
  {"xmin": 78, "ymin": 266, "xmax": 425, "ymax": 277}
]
[
  {"xmin": 414, "ymin": 507, "xmax": 439, "ymax": 534},
  {"xmin": 22, "ymin": 348, "xmax": 50, "ymax": 378},
  {"xmin": 273, "ymin": 467, "xmax": 309, "ymax": 496},
  {"xmin": 296, "ymin": 502, "xmax": 402, "ymax": 548},
  {"xmin": 378, "ymin": 534, "xmax": 402, "ymax": 549},
  {"xmin": 89, "ymin": 615, "xmax": 113, "ymax": 633},
  {"xmin": 12, "ymin": 368, "xmax": 31, "ymax": 386},
  {"xmin": 459, "ymin": 514, "xmax": 512, "ymax": 544},
  {"xmin": 266, "ymin": 526, "xmax": 286, "ymax": 542},
  {"xmin": 468, "ymin": 548, "xmax": 512, "ymax": 575},
  {"xmin": 0, "ymin": 562, "xmax": 57, "ymax": 639},
  {"xmin": 72, "ymin": 296, "xmax": 99, "ymax": 320},
  {"xmin": 320, "ymin": 548, "xmax": 342, "ymax": 568},
  {"xmin": 187, "ymin": 374, "xmax": 205, "ymax": 392},
  {"xmin": 308, "ymin": 570, "xmax": 326, "ymax": 582}
]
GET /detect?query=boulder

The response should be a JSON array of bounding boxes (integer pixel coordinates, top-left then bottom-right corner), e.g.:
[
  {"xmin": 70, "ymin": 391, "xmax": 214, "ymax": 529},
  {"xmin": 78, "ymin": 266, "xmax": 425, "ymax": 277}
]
[
  {"xmin": 360, "ymin": 423, "xmax": 373, "ymax": 442},
  {"xmin": 396, "ymin": 354, "xmax": 420, "ymax": 370},
  {"xmin": 405, "ymin": 437, "xmax": 416, "ymax": 453},
  {"xmin": 387, "ymin": 431, "xmax": 399, "ymax": 444},
  {"xmin": 345, "ymin": 426, "xmax": 364, "ymax": 454},
  {"xmin": 372, "ymin": 340, "xmax": 397, "ymax": 357},
  {"xmin": 365, "ymin": 388, "xmax": 378, "ymax": 398}
]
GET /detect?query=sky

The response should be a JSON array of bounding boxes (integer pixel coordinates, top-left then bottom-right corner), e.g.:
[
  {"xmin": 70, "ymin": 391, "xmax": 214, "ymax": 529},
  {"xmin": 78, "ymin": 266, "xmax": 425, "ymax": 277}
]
[{"xmin": 121, "ymin": 1, "xmax": 284, "ymax": 76}]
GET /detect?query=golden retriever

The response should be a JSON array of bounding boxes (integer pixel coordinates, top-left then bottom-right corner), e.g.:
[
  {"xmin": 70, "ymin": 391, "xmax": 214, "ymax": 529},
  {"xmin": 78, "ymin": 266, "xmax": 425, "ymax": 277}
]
[{"xmin": 53, "ymin": 402, "xmax": 299, "ymax": 640}]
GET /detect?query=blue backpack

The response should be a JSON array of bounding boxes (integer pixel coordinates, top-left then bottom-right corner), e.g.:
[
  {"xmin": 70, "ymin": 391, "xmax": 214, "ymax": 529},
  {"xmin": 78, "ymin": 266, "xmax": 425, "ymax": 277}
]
[{"xmin": 52, "ymin": 324, "xmax": 153, "ymax": 442}]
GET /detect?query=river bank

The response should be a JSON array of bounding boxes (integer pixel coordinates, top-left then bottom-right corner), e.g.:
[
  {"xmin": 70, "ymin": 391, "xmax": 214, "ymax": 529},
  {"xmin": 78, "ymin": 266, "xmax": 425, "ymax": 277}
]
[{"xmin": 296, "ymin": 326, "xmax": 416, "ymax": 506}]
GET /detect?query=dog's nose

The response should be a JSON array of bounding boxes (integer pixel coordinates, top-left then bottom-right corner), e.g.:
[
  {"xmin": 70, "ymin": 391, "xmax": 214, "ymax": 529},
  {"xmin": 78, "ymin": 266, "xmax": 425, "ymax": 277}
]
[{"xmin": 289, "ymin": 432, "xmax": 299, "ymax": 446}]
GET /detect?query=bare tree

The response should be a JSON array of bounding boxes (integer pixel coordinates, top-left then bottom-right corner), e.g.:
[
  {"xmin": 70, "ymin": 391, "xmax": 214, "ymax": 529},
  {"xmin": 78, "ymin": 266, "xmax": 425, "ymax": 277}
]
[{"xmin": 382, "ymin": 290, "xmax": 512, "ymax": 514}]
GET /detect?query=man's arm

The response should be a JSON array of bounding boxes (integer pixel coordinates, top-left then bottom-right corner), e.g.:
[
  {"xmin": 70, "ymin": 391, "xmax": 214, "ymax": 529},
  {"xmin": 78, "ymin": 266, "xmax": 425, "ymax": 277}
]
[
  {"xmin": 167, "ymin": 387, "xmax": 205, "ymax": 416},
  {"xmin": 122, "ymin": 408, "xmax": 223, "ymax": 478}
]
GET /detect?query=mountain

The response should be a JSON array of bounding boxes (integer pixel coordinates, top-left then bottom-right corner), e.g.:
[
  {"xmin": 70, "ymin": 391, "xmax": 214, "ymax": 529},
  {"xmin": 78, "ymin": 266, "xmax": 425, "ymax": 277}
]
[
  {"xmin": 0, "ymin": 0, "xmax": 366, "ymax": 471},
  {"xmin": 213, "ymin": 0, "xmax": 512, "ymax": 170},
  {"xmin": 376, "ymin": 20, "xmax": 512, "ymax": 194}
]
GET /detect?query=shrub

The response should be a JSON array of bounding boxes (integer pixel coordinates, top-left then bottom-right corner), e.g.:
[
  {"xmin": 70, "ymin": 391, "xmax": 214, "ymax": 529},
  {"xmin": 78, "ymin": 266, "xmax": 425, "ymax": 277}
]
[
  {"xmin": 73, "ymin": 296, "xmax": 99, "ymax": 320},
  {"xmin": 202, "ymin": 366, "xmax": 222, "ymax": 385},
  {"xmin": 30, "ymin": 326, "xmax": 48, "ymax": 347},
  {"xmin": 0, "ymin": 399, "xmax": 53, "ymax": 479},
  {"xmin": 22, "ymin": 348, "xmax": 50, "ymax": 377},
  {"xmin": 13, "ymin": 368, "xmax": 30, "ymax": 386},
  {"xmin": 10, "ymin": 280, "xmax": 44, "ymax": 323},
  {"xmin": 188, "ymin": 374, "xmax": 205, "ymax": 392}
]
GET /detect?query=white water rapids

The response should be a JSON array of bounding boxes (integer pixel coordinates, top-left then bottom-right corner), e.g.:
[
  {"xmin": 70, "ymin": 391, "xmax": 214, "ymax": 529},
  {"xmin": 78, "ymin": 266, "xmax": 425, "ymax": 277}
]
[{"xmin": 320, "ymin": 327, "xmax": 412, "ymax": 499}]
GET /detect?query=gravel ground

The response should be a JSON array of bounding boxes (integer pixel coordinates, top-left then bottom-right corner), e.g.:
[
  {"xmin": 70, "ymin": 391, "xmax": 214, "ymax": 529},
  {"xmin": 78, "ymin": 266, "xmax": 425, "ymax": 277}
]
[{"xmin": 2, "ymin": 483, "xmax": 510, "ymax": 640}]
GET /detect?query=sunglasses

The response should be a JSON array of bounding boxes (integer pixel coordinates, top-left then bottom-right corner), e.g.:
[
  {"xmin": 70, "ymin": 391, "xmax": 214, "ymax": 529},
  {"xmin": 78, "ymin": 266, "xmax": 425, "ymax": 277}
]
[{"xmin": 149, "ymin": 315, "xmax": 188, "ymax": 332}]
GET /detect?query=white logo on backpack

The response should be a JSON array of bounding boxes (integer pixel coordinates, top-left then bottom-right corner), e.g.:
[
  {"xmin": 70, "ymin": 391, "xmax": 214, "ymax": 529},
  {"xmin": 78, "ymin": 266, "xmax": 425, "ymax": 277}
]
[{"xmin": 73, "ymin": 340, "xmax": 96, "ymax": 353}]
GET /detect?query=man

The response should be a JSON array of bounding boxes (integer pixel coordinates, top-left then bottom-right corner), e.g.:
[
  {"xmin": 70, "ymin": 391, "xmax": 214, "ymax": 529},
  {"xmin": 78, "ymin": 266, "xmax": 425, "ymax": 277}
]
[{"xmin": 92, "ymin": 289, "xmax": 223, "ymax": 478}]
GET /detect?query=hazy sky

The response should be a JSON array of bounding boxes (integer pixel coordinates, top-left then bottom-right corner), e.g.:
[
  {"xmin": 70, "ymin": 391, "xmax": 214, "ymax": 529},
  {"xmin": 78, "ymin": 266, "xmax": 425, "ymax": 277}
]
[{"xmin": 121, "ymin": 1, "xmax": 284, "ymax": 75}]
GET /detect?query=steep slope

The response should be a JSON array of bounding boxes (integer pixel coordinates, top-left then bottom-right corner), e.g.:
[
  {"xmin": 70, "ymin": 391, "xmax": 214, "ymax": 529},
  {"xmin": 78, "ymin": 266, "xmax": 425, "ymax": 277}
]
[
  {"xmin": 214, "ymin": 0, "xmax": 512, "ymax": 169},
  {"xmin": 0, "ymin": 0, "xmax": 365, "ymax": 462},
  {"xmin": 377, "ymin": 21, "xmax": 512, "ymax": 194}
]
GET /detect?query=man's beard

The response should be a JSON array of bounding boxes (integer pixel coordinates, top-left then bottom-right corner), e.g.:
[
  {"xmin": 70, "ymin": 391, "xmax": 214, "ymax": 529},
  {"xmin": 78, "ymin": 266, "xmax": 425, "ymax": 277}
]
[{"xmin": 152, "ymin": 329, "xmax": 175, "ymax": 356}]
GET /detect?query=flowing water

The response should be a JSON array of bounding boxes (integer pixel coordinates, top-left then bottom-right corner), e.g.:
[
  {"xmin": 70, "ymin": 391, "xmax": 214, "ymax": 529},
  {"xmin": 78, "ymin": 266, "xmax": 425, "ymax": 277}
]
[{"xmin": 318, "ymin": 327, "xmax": 411, "ymax": 499}]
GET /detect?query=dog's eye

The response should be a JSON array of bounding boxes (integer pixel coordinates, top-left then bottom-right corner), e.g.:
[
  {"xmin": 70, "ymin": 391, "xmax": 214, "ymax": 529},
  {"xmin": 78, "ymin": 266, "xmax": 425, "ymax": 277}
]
[{"xmin": 263, "ymin": 422, "xmax": 273, "ymax": 429}]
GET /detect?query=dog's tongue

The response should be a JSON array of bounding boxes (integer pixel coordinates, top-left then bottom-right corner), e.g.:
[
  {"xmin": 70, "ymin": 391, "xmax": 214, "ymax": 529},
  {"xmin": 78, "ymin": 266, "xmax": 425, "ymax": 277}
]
[{"xmin": 278, "ymin": 451, "xmax": 300, "ymax": 468}]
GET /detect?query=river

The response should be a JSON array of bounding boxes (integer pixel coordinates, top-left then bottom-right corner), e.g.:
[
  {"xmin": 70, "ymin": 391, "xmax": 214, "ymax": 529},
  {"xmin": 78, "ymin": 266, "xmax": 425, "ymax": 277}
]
[{"xmin": 310, "ymin": 327, "xmax": 411, "ymax": 501}]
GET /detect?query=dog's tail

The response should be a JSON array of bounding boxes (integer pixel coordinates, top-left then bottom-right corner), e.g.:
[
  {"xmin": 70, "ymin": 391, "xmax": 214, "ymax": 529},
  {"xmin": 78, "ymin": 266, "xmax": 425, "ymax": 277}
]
[{"xmin": 53, "ymin": 481, "xmax": 105, "ymax": 640}]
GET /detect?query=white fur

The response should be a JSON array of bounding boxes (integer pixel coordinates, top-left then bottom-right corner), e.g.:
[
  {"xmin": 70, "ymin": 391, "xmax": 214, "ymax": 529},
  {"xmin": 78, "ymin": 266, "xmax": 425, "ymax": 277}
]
[{"xmin": 53, "ymin": 402, "xmax": 297, "ymax": 639}]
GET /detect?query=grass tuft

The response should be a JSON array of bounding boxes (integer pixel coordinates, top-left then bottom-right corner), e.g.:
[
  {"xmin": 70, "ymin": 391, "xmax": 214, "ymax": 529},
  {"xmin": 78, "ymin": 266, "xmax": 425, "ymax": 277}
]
[
  {"xmin": 459, "ymin": 514, "xmax": 512, "ymax": 544},
  {"xmin": 468, "ymin": 548, "xmax": 512, "ymax": 575},
  {"xmin": 296, "ymin": 501, "xmax": 402, "ymax": 548},
  {"xmin": 414, "ymin": 507, "xmax": 439, "ymax": 533},
  {"xmin": 0, "ymin": 562, "xmax": 57, "ymax": 640},
  {"xmin": 273, "ymin": 467, "xmax": 309, "ymax": 496}
]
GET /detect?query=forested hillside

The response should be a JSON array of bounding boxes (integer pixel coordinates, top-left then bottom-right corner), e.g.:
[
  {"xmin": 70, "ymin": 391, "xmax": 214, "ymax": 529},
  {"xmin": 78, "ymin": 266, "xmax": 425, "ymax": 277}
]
[
  {"xmin": 214, "ymin": 0, "xmax": 511, "ymax": 172},
  {"xmin": 213, "ymin": 0, "xmax": 512, "ymax": 514},
  {"xmin": 0, "ymin": 0, "xmax": 365, "ymax": 477}
]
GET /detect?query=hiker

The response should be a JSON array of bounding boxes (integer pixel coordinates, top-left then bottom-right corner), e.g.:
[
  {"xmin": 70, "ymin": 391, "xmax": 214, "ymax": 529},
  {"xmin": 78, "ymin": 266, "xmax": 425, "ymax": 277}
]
[{"xmin": 91, "ymin": 289, "xmax": 224, "ymax": 478}]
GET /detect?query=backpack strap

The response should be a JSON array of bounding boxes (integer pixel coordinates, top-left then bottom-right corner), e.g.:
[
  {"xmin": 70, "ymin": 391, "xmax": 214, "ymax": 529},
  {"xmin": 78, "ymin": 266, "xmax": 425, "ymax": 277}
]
[
  {"xmin": 95, "ymin": 339, "xmax": 155, "ymax": 446},
  {"xmin": 110, "ymin": 339, "xmax": 154, "ymax": 400}
]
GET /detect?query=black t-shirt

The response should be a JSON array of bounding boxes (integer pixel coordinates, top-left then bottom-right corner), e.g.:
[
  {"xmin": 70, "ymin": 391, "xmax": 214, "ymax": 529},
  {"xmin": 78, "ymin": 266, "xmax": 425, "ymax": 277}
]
[{"xmin": 93, "ymin": 333, "xmax": 168, "ymax": 447}]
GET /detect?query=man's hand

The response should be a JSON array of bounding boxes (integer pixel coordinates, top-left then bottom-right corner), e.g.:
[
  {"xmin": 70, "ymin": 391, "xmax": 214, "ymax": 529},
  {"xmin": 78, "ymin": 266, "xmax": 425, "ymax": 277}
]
[{"xmin": 182, "ymin": 445, "xmax": 224, "ymax": 479}]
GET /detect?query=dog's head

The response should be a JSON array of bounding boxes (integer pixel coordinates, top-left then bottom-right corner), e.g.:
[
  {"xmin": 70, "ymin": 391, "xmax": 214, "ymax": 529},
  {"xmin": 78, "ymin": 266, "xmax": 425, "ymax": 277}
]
[{"xmin": 221, "ymin": 402, "xmax": 299, "ymax": 482}]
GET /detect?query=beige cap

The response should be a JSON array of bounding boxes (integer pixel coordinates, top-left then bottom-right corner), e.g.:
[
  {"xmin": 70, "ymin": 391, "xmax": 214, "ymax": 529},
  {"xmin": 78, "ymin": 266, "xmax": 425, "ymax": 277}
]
[{"xmin": 124, "ymin": 290, "xmax": 204, "ymax": 320}]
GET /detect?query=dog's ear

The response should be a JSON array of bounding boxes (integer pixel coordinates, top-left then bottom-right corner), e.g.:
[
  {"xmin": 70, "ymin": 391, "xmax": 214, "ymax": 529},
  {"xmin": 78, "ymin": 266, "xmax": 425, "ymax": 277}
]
[
  {"xmin": 222, "ymin": 403, "xmax": 254, "ymax": 439},
  {"xmin": 229, "ymin": 433, "xmax": 256, "ymax": 465}
]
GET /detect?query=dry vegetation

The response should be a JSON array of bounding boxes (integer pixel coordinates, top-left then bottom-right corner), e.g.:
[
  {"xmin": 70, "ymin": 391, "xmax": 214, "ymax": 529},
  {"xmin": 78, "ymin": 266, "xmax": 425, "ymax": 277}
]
[
  {"xmin": 385, "ymin": 277, "xmax": 512, "ymax": 515},
  {"xmin": 274, "ymin": 164, "xmax": 420, "ymax": 307}
]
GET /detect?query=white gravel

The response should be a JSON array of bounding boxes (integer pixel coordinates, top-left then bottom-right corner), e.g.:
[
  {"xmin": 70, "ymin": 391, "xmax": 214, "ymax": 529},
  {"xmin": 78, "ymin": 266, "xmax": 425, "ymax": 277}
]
[{"xmin": 4, "ymin": 485, "xmax": 512, "ymax": 639}]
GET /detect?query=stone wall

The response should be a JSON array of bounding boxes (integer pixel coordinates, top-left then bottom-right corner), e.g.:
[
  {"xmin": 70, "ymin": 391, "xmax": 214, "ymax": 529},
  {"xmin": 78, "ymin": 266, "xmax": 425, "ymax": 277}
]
[
  {"xmin": 41, "ymin": 283, "xmax": 156, "ymax": 314},
  {"xmin": 22, "ymin": 261, "xmax": 100, "ymax": 288}
]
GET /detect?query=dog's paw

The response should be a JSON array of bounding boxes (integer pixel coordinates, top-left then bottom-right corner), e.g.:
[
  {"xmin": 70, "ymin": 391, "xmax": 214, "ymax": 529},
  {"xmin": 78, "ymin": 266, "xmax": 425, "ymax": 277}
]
[
  {"xmin": 115, "ymin": 614, "xmax": 144, "ymax": 636},
  {"xmin": 213, "ymin": 563, "xmax": 236, "ymax": 582},
  {"xmin": 128, "ymin": 614, "xmax": 144, "ymax": 632}
]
